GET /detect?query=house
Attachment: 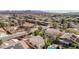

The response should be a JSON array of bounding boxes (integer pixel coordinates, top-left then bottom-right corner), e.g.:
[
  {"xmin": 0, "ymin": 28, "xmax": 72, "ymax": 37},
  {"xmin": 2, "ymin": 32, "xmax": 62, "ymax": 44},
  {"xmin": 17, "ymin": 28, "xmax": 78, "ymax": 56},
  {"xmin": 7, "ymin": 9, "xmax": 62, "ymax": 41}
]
[
  {"xmin": 4, "ymin": 42, "xmax": 24, "ymax": 49},
  {"xmin": 60, "ymin": 33, "xmax": 76, "ymax": 40},
  {"xmin": 45, "ymin": 28, "xmax": 63, "ymax": 40},
  {"xmin": 0, "ymin": 28, "xmax": 7, "ymax": 35},
  {"xmin": 58, "ymin": 39, "xmax": 72, "ymax": 47},
  {"xmin": 0, "ymin": 39, "xmax": 31, "ymax": 49},
  {"xmin": 68, "ymin": 22, "xmax": 77, "ymax": 28},
  {"xmin": 4, "ymin": 41, "xmax": 31, "ymax": 49},
  {"xmin": 0, "ymin": 39, "xmax": 19, "ymax": 48},
  {"xmin": 60, "ymin": 33, "xmax": 79, "ymax": 45},
  {"xmin": 28, "ymin": 35, "xmax": 45, "ymax": 49},
  {"xmin": 23, "ymin": 22, "xmax": 34, "ymax": 28},
  {"xmin": 75, "ymin": 36, "xmax": 79, "ymax": 43},
  {"xmin": 59, "ymin": 33, "xmax": 78, "ymax": 46}
]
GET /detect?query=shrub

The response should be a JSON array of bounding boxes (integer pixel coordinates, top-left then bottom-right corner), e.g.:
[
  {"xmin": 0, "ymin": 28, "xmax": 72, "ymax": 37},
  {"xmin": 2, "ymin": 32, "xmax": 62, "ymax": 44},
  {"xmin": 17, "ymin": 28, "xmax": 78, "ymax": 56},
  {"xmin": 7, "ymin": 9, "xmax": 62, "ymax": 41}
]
[
  {"xmin": 45, "ymin": 38, "xmax": 53, "ymax": 46},
  {"xmin": 66, "ymin": 28, "xmax": 79, "ymax": 35},
  {"xmin": 39, "ymin": 31, "xmax": 44, "ymax": 37},
  {"xmin": 63, "ymin": 23, "xmax": 68, "ymax": 29},
  {"xmin": 0, "ymin": 21, "xmax": 7, "ymax": 27},
  {"xmin": 70, "ymin": 42, "xmax": 77, "ymax": 48},
  {"xmin": 52, "ymin": 22, "xmax": 59, "ymax": 29},
  {"xmin": 38, "ymin": 26, "xmax": 42, "ymax": 31},
  {"xmin": 0, "ymin": 40, "xmax": 3, "ymax": 45},
  {"xmin": 33, "ymin": 30, "xmax": 40, "ymax": 36},
  {"xmin": 32, "ymin": 29, "xmax": 45, "ymax": 37}
]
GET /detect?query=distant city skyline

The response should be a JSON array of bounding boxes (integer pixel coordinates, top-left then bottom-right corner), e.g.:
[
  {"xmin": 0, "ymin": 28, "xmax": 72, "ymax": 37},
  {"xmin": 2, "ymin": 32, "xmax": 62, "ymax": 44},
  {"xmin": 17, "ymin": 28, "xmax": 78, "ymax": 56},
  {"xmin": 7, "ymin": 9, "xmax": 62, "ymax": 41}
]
[
  {"xmin": 0, "ymin": 10, "xmax": 79, "ymax": 13},
  {"xmin": 44, "ymin": 10, "xmax": 79, "ymax": 13}
]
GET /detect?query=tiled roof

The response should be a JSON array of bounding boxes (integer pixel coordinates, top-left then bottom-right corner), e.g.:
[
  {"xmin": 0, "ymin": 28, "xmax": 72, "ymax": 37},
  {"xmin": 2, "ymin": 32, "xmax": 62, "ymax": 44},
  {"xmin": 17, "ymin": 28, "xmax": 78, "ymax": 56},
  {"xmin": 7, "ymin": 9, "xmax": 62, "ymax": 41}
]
[
  {"xmin": 60, "ymin": 33, "xmax": 75, "ymax": 39},
  {"xmin": 0, "ymin": 39, "xmax": 19, "ymax": 48},
  {"xmin": 45, "ymin": 28, "xmax": 61, "ymax": 35},
  {"xmin": 29, "ymin": 36, "xmax": 45, "ymax": 48}
]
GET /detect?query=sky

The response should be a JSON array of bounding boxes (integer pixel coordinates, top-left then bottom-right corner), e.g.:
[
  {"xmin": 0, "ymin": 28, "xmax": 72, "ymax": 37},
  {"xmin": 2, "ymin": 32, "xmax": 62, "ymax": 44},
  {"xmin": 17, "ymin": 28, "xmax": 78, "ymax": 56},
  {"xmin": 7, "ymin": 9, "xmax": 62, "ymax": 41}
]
[{"xmin": 0, "ymin": 0, "xmax": 79, "ymax": 13}]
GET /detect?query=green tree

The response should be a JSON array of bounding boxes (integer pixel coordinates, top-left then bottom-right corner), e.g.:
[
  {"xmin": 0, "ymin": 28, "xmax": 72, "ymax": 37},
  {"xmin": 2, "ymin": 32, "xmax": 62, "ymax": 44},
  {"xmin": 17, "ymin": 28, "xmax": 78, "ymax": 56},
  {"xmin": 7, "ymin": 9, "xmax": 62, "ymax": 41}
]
[
  {"xmin": 33, "ymin": 30, "xmax": 39, "ymax": 36},
  {"xmin": 45, "ymin": 38, "xmax": 53, "ymax": 46},
  {"xmin": 0, "ymin": 40, "xmax": 3, "ymax": 45},
  {"xmin": 63, "ymin": 23, "xmax": 68, "ymax": 29},
  {"xmin": 61, "ymin": 19, "xmax": 65, "ymax": 24},
  {"xmin": 0, "ymin": 21, "xmax": 11, "ymax": 34},
  {"xmin": 52, "ymin": 22, "xmax": 59, "ymax": 29},
  {"xmin": 70, "ymin": 42, "xmax": 77, "ymax": 48}
]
